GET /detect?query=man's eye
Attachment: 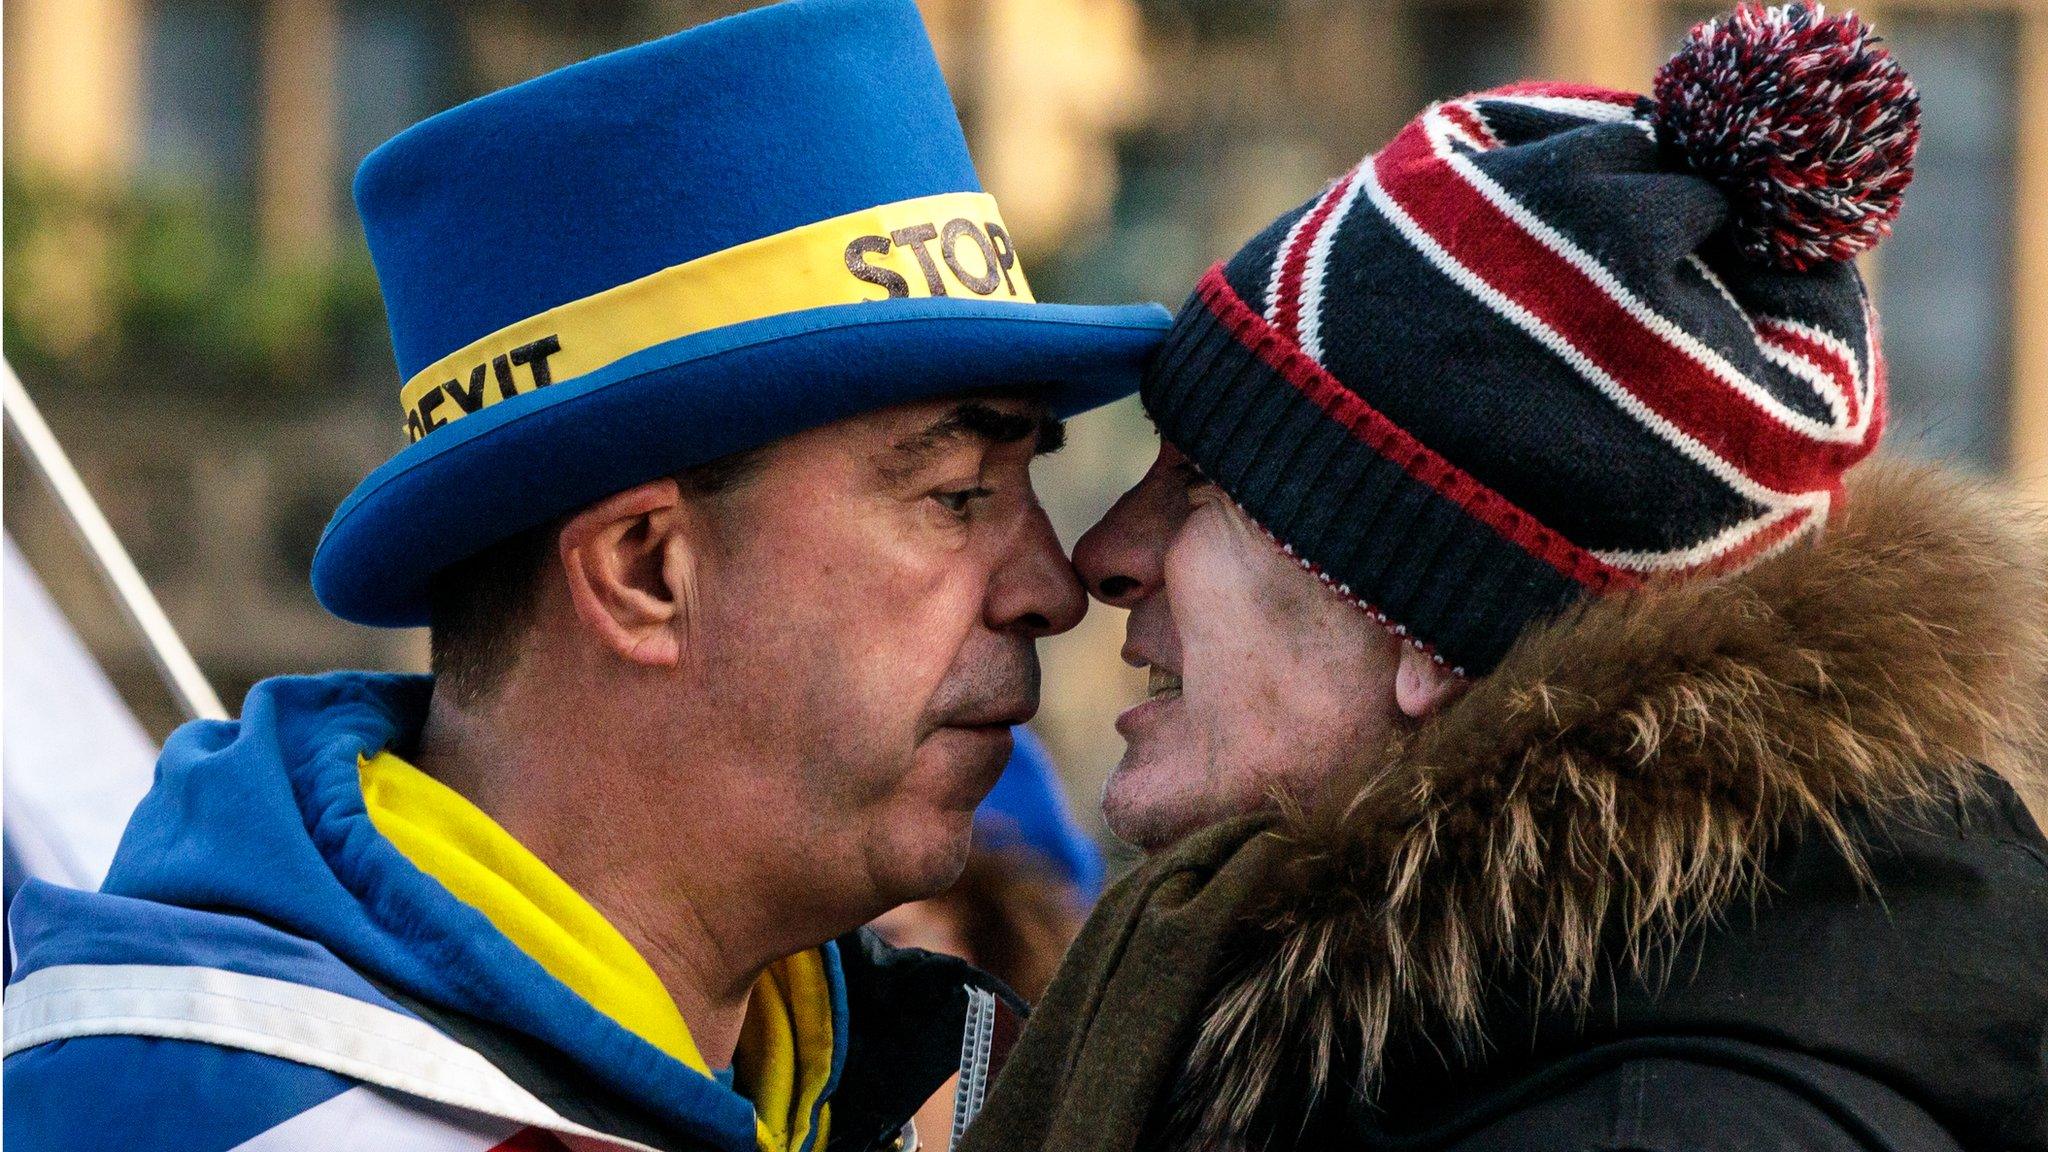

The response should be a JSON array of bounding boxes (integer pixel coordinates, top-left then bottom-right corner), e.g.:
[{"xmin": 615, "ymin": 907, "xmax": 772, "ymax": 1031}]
[{"xmin": 934, "ymin": 487, "xmax": 994, "ymax": 516}]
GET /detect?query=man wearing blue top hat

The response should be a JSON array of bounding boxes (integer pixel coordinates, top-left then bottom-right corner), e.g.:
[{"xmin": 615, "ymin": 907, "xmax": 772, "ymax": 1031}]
[{"xmin": 1, "ymin": 2, "xmax": 1167, "ymax": 1150}]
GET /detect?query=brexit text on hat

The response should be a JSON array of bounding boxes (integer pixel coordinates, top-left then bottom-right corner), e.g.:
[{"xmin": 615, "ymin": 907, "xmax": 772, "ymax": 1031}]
[
  {"xmin": 406, "ymin": 336, "xmax": 562, "ymax": 444},
  {"xmin": 396, "ymin": 192, "xmax": 1035, "ymax": 443}
]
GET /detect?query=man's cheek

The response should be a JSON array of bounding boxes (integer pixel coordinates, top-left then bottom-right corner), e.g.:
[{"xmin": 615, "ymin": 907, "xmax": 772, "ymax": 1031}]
[
  {"xmin": 1183, "ymin": 587, "xmax": 1283, "ymax": 698},
  {"xmin": 853, "ymin": 617, "xmax": 968, "ymax": 732}
]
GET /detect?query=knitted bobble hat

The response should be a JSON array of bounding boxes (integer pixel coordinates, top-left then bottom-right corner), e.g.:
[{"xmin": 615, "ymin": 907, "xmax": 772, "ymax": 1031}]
[{"xmin": 1143, "ymin": 2, "xmax": 1919, "ymax": 677}]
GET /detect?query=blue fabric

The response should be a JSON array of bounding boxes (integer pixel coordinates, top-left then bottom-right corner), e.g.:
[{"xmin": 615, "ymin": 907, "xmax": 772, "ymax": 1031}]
[
  {"xmin": 7, "ymin": 883, "xmax": 404, "ymax": 1011},
  {"xmin": 5, "ymin": 1036, "xmax": 357, "ymax": 1152},
  {"xmin": 977, "ymin": 729, "xmax": 1106, "ymax": 900},
  {"xmin": 320, "ymin": 0, "xmax": 1170, "ymax": 628},
  {"xmin": 7, "ymin": 671, "xmax": 824, "ymax": 1152},
  {"xmin": 810, "ymin": 938, "xmax": 850, "ymax": 1152},
  {"xmin": 360, "ymin": 0, "xmax": 979, "ymax": 378}
]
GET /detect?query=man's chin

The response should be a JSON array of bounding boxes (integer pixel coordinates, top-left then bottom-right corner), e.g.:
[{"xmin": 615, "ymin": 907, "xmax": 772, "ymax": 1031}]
[
  {"xmin": 1101, "ymin": 753, "xmax": 1214, "ymax": 854},
  {"xmin": 864, "ymin": 810, "xmax": 976, "ymax": 907},
  {"xmin": 914, "ymin": 725, "xmax": 1015, "ymax": 807}
]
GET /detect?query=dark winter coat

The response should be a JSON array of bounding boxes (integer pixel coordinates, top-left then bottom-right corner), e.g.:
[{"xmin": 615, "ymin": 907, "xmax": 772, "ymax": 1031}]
[{"xmin": 960, "ymin": 460, "xmax": 2048, "ymax": 1152}]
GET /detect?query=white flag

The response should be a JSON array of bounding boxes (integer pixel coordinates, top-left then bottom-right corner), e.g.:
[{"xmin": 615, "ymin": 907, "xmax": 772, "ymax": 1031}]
[{"xmin": 4, "ymin": 533, "xmax": 158, "ymax": 891}]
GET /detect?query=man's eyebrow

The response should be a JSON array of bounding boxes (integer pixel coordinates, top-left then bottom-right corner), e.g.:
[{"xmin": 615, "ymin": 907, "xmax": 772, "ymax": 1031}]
[{"xmin": 877, "ymin": 401, "xmax": 1066, "ymax": 481}]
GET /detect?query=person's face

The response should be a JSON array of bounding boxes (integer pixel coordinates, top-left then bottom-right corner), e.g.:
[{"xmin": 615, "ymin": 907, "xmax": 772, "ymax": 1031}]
[
  {"xmin": 1072, "ymin": 442, "xmax": 1413, "ymax": 852},
  {"xmin": 685, "ymin": 394, "xmax": 1085, "ymax": 910}
]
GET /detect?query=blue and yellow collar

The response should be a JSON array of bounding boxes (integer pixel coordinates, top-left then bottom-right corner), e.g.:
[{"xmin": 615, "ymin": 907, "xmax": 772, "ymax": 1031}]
[{"xmin": 359, "ymin": 749, "xmax": 844, "ymax": 1152}]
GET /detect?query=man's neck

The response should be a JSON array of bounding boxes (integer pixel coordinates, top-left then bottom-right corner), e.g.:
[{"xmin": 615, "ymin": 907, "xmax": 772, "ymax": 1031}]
[{"xmin": 413, "ymin": 689, "xmax": 796, "ymax": 1069}]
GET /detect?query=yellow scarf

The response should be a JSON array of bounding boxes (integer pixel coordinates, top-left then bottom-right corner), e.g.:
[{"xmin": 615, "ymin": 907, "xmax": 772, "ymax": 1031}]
[{"xmin": 359, "ymin": 750, "xmax": 835, "ymax": 1152}]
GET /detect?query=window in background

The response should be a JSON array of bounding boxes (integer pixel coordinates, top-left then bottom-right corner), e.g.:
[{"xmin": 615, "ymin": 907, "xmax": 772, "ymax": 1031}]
[
  {"xmin": 337, "ymin": 3, "xmax": 456, "ymax": 197},
  {"xmin": 1060, "ymin": 0, "xmax": 1536, "ymax": 307},
  {"xmin": 1410, "ymin": 0, "xmax": 1535, "ymax": 104},
  {"xmin": 141, "ymin": 2, "xmax": 259, "ymax": 191},
  {"xmin": 1869, "ymin": 12, "xmax": 2017, "ymax": 473}
]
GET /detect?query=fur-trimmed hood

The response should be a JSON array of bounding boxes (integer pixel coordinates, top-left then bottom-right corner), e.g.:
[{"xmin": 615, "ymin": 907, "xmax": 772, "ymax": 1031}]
[{"xmin": 1175, "ymin": 459, "xmax": 2048, "ymax": 1147}]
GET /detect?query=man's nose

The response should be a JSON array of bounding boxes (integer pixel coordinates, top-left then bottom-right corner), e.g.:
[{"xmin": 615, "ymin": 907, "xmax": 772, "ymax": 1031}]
[
  {"xmin": 1073, "ymin": 470, "xmax": 1175, "ymax": 609},
  {"xmin": 987, "ymin": 504, "xmax": 1088, "ymax": 639}
]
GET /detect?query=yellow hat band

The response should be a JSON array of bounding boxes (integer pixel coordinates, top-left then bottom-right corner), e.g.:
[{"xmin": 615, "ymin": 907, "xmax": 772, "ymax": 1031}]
[{"xmin": 398, "ymin": 191, "xmax": 1033, "ymax": 443}]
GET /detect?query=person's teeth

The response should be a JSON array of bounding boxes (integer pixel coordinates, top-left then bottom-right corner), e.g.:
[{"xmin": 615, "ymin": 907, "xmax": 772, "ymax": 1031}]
[{"xmin": 1147, "ymin": 667, "xmax": 1183, "ymax": 699}]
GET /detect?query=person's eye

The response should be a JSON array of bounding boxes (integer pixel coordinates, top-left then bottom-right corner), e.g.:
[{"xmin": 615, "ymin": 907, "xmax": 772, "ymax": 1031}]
[{"xmin": 933, "ymin": 486, "xmax": 994, "ymax": 517}]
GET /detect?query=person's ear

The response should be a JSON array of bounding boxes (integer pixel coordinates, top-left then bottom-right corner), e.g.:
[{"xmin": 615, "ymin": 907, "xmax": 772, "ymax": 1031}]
[
  {"xmin": 558, "ymin": 478, "xmax": 695, "ymax": 667},
  {"xmin": 1393, "ymin": 642, "xmax": 1467, "ymax": 721}
]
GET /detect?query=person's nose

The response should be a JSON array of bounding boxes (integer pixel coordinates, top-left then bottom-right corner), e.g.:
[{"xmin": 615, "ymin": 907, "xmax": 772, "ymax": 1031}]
[
  {"xmin": 1073, "ymin": 452, "xmax": 1182, "ymax": 609},
  {"xmin": 986, "ymin": 502, "xmax": 1088, "ymax": 639}
]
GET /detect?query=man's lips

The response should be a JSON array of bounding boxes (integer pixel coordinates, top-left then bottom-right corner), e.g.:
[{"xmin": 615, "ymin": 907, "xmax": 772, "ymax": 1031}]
[
  {"xmin": 946, "ymin": 721, "xmax": 1023, "ymax": 737},
  {"xmin": 1116, "ymin": 666, "xmax": 1183, "ymax": 736},
  {"xmin": 1121, "ymin": 640, "xmax": 1184, "ymax": 702},
  {"xmin": 1145, "ymin": 666, "xmax": 1183, "ymax": 700},
  {"xmin": 1121, "ymin": 631, "xmax": 1182, "ymax": 681},
  {"xmin": 937, "ymin": 702, "xmax": 1037, "ymax": 732}
]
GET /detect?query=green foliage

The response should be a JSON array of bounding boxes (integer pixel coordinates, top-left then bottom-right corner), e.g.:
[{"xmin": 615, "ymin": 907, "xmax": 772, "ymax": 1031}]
[{"xmin": 3, "ymin": 170, "xmax": 388, "ymax": 398}]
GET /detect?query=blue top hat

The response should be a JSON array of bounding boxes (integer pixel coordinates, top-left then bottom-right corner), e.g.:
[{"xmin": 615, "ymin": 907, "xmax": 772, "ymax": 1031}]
[{"xmin": 313, "ymin": 0, "xmax": 1170, "ymax": 627}]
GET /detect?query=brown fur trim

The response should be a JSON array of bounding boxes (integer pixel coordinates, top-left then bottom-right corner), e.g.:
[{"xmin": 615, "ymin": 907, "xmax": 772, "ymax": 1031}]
[{"xmin": 1176, "ymin": 459, "xmax": 2048, "ymax": 1145}]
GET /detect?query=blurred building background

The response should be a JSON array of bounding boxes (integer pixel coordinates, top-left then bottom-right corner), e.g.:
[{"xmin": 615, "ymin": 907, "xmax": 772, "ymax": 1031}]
[{"xmin": 7, "ymin": 0, "xmax": 2046, "ymax": 857}]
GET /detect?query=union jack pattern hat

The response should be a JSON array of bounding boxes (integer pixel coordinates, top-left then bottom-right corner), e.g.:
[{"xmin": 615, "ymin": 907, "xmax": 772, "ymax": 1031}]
[{"xmin": 1142, "ymin": 2, "xmax": 1920, "ymax": 676}]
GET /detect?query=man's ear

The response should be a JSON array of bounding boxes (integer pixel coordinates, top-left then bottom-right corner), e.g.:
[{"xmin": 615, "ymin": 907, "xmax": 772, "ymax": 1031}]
[
  {"xmin": 558, "ymin": 478, "xmax": 695, "ymax": 667},
  {"xmin": 1393, "ymin": 642, "xmax": 1466, "ymax": 721}
]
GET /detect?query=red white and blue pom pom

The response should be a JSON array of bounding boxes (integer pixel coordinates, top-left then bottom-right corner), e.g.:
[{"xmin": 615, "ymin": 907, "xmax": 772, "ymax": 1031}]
[{"xmin": 1652, "ymin": 3, "xmax": 1920, "ymax": 271}]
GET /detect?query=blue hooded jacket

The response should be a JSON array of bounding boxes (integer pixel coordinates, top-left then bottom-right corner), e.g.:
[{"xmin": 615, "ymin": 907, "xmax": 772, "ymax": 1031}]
[{"xmin": 3, "ymin": 672, "xmax": 996, "ymax": 1152}]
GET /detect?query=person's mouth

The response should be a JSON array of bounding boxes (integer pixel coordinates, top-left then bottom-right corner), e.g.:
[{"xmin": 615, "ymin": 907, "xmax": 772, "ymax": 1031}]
[
  {"xmin": 1145, "ymin": 666, "xmax": 1183, "ymax": 703},
  {"xmin": 939, "ymin": 700, "xmax": 1037, "ymax": 735},
  {"xmin": 1117, "ymin": 663, "xmax": 1183, "ymax": 735},
  {"xmin": 949, "ymin": 719, "xmax": 1025, "ymax": 737}
]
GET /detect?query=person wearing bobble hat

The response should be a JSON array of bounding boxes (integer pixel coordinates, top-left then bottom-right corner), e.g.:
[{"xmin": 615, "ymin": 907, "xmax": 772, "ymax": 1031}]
[
  {"xmin": 2, "ymin": 1, "xmax": 1171, "ymax": 1150},
  {"xmin": 964, "ymin": 5, "xmax": 2048, "ymax": 1151}
]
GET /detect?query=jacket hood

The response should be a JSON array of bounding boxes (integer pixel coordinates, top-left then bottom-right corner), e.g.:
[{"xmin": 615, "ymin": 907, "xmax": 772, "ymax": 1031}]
[
  {"xmin": 83, "ymin": 671, "xmax": 763, "ymax": 1151},
  {"xmin": 1178, "ymin": 460, "xmax": 2048, "ymax": 1147},
  {"xmin": 99, "ymin": 673, "xmax": 438, "ymax": 972}
]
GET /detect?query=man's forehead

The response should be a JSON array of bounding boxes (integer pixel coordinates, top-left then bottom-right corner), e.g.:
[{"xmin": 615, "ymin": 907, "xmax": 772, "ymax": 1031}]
[
  {"xmin": 877, "ymin": 393, "xmax": 1060, "ymax": 477},
  {"xmin": 746, "ymin": 391, "xmax": 1062, "ymax": 485},
  {"xmin": 868, "ymin": 391, "xmax": 1046, "ymax": 437}
]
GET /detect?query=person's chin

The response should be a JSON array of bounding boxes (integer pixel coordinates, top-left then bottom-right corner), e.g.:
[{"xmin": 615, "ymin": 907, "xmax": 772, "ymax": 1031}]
[
  {"xmin": 918, "ymin": 724, "xmax": 1015, "ymax": 805},
  {"xmin": 870, "ymin": 812, "xmax": 975, "ymax": 905},
  {"xmin": 1101, "ymin": 744, "xmax": 1213, "ymax": 854}
]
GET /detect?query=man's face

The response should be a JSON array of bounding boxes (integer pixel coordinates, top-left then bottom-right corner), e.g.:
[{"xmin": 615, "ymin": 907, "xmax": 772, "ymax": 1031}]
[
  {"xmin": 683, "ymin": 394, "xmax": 1084, "ymax": 910},
  {"xmin": 1072, "ymin": 442, "xmax": 1408, "ymax": 852}
]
